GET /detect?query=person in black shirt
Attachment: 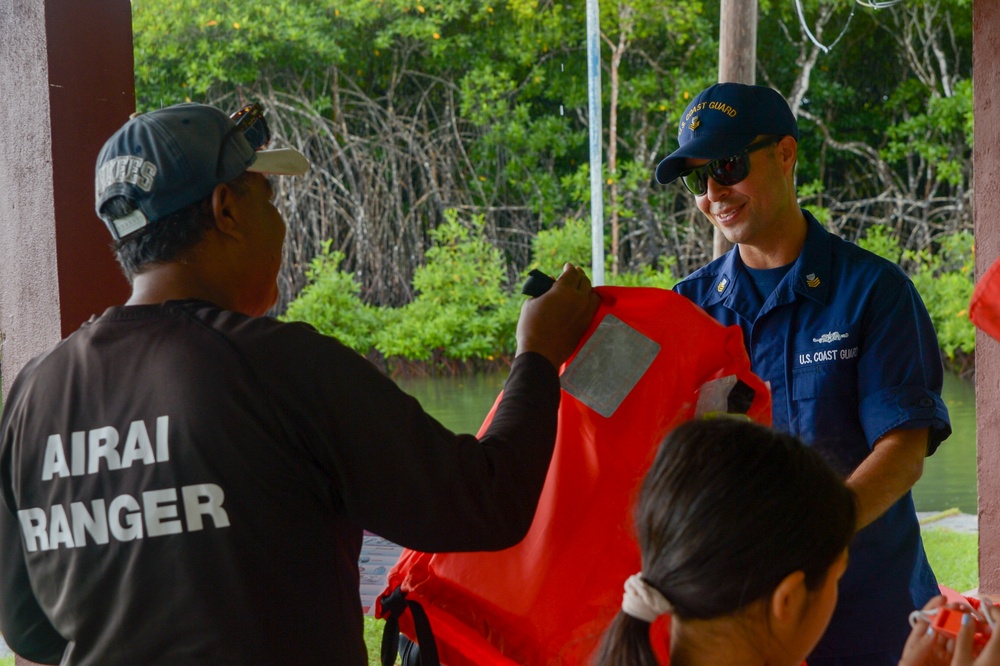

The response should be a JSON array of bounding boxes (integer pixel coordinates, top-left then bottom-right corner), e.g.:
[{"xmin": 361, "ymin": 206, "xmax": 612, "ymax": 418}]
[{"xmin": 0, "ymin": 102, "xmax": 598, "ymax": 665}]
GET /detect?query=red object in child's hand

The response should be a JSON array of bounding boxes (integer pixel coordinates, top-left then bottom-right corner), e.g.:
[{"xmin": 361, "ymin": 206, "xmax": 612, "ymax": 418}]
[{"xmin": 931, "ymin": 606, "xmax": 992, "ymax": 656}]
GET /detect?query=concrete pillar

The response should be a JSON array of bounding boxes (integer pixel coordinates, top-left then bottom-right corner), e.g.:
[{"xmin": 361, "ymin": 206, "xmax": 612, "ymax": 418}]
[
  {"xmin": 974, "ymin": 0, "xmax": 1000, "ymax": 595},
  {"xmin": 0, "ymin": 0, "xmax": 132, "ymax": 402}
]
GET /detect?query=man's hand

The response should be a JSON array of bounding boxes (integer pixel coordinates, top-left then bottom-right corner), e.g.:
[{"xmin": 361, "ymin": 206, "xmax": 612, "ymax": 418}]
[{"xmin": 516, "ymin": 263, "xmax": 600, "ymax": 369}]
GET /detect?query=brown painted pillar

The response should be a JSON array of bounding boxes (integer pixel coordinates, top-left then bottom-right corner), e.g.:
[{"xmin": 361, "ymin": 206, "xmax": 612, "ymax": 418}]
[
  {"xmin": 974, "ymin": 0, "xmax": 1000, "ymax": 596},
  {"xmin": 0, "ymin": 0, "xmax": 132, "ymax": 404}
]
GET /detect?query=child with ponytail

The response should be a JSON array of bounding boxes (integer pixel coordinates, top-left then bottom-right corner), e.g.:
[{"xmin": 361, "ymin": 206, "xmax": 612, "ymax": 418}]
[{"xmin": 595, "ymin": 418, "xmax": 855, "ymax": 666}]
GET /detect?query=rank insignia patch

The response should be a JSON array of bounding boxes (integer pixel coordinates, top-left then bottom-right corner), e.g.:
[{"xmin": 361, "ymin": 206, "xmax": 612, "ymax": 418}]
[{"xmin": 806, "ymin": 273, "xmax": 821, "ymax": 288}]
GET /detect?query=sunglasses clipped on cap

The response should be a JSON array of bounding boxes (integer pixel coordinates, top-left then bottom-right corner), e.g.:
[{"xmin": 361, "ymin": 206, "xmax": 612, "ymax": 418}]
[
  {"xmin": 230, "ymin": 102, "xmax": 271, "ymax": 151},
  {"xmin": 679, "ymin": 136, "xmax": 782, "ymax": 196}
]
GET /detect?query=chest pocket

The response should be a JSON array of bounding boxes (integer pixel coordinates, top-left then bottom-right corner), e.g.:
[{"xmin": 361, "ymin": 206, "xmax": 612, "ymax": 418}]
[
  {"xmin": 790, "ymin": 360, "xmax": 866, "ymax": 476},
  {"xmin": 792, "ymin": 363, "xmax": 857, "ymax": 400}
]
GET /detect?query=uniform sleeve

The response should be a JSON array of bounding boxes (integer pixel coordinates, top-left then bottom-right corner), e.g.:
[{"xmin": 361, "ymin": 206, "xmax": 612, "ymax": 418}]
[
  {"xmin": 0, "ymin": 400, "xmax": 67, "ymax": 664},
  {"xmin": 855, "ymin": 273, "xmax": 951, "ymax": 454},
  {"xmin": 255, "ymin": 325, "xmax": 562, "ymax": 553}
]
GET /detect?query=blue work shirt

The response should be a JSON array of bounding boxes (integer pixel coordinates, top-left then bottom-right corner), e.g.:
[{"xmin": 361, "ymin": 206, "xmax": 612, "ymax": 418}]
[{"xmin": 674, "ymin": 211, "xmax": 951, "ymax": 662}]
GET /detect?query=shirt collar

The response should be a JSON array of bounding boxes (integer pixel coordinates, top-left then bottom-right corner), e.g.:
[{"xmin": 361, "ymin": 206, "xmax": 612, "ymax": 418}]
[{"xmin": 703, "ymin": 209, "xmax": 832, "ymax": 309}]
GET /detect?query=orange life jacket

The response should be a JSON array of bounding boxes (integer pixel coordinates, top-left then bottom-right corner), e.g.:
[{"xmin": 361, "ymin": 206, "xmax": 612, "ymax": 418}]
[
  {"xmin": 377, "ymin": 286, "xmax": 772, "ymax": 665},
  {"xmin": 971, "ymin": 256, "xmax": 1000, "ymax": 342}
]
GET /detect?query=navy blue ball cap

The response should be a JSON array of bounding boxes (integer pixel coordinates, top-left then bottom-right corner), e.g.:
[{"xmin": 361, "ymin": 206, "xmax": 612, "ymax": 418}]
[
  {"xmin": 95, "ymin": 103, "xmax": 309, "ymax": 240},
  {"xmin": 654, "ymin": 83, "xmax": 798, "ymax": 185}
]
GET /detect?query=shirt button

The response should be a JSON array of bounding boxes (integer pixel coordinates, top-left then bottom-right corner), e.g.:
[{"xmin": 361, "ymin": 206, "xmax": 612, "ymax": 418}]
[{"xmin": 919, "ymin": 398, "xmax": 934, "ymax": 407}]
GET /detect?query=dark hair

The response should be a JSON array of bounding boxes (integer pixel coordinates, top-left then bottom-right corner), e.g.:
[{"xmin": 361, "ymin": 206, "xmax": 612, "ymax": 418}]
[
  {"xmin": 100, "ymin": 172, "xmax": 253, "ymax": 281},
  {"xmin": 595, "ymin": 418, "xmax": 856, "ymax": 666}
]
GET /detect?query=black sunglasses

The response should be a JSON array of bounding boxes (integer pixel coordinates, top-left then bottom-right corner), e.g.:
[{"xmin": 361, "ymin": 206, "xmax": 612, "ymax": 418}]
[
  {"xmin": 230, "ymin": 103, "xmax": 271, "ymax": 151},
  {"xmin": 679, "ymin": 136, "xmax": 782, "ymax": 196}
]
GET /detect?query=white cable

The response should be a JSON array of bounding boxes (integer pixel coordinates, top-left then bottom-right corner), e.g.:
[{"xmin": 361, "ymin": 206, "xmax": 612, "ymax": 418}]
[
  {"xmin": 855, "ymin": 0, "xmax": 905, "ymax": 8},
  {"xmin": 793, "ymin": 0, "xmax": 857, "ymax": 55},
  {"xmin": 909, "ymin": 607, "xmax": 940, "ymax": 628},
  {"xmin": 979, "ymin": 595, "xmax": 999, "ymax": 632}
]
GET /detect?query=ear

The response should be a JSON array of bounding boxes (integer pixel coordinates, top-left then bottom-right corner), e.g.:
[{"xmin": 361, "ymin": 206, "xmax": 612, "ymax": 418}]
[
  {"xmin": 210, "ymin": 182, "xmax": 245, "ymax": 240},
  {"xmin": 770, "ymin": 569, "xmax": 808, "ymax": 626},
  {"xmin": 777, "ymin": 136, "xmax": 798, "ymax": 175}
]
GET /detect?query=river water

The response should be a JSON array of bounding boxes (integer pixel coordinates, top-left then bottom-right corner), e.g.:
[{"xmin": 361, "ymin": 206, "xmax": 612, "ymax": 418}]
[
  {"xmin": 917, "ymin": 372, "xmax": 977, "ymax": 514},
  {"xmin": 398, "ymin": 371, "xmax": 978, "ymax": 514}
]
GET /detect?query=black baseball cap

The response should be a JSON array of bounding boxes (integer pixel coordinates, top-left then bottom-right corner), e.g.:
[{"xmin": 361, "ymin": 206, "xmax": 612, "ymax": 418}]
[
  {"xmin": 94, "ymin": 103, "xmax": 309, "ymax": 240},
  {"xmin": 655, "ymin": 83, "xmax": 798, "ymax": 185}
]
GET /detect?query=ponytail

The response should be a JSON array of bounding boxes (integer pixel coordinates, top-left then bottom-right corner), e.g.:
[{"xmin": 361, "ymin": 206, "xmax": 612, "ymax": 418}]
[{"xmin": 594, "ymin": 611, "xmax": 659, "ymax": 666}]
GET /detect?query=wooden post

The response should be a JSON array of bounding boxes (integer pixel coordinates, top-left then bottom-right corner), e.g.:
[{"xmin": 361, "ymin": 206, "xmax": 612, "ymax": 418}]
[{"xmin": 714, "ymin": 0, "xmax": 758, "ymax": 259}]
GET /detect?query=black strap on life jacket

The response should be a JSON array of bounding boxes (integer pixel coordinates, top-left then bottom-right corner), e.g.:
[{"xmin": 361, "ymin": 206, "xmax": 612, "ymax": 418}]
[
  {"xmin": 379, "ymin": 586, "xmax": 441, "ymax": 666},
  {"xmin": 727, "ymin": 378, "xmax": 756, "ymax": 415}
]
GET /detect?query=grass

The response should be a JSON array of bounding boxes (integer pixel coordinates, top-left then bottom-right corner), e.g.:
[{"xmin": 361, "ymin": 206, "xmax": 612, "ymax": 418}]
[
  {"xmin": 922, "ymin": 526, "xmax": 979, "ymax": 593},
  {"xmin": 364, "ymin": 616, "xmax": 395, "ymax": 666},
  {"xmin": 361, "ymin": 525, "xmax": 980, "ymax": 663}
]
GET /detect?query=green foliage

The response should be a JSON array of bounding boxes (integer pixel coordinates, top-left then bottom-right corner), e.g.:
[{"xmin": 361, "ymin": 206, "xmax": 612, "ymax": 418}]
[
  {"xmin": 606, "ymin": 258, "xmax": 678, "ymax": 290},
  {"xmin": 859, "ymin": 227, "xmax": 975, "ymax": 360},
  {"xmin": 527, "ymin": 218, "xmax": 594, "ymax": 277},
  {"xmin": 280, "ymin": 243, "xmax": 381, "ymax": 356},
  {"xmin": 906, "ymin": 232, "xmax": 976, "ymax": 361},
  {"xmin": 856, "ymin": 224, "xmax": 903, "ymax": 264},
  {"xmin": 374, "ymin": 211, "xmax": 521, "ymax": 363},
  {"xmin": 757, "ymin": 0, "xmax": 972, "ymax": 202},
  {"xmin": 884, "ymin": 79, "xmax": 974, "ymax": 186},
  {"xmin": 526, "ymin": 217, "xmax": 677, "ymax": 289},
  {"xmin": 132, "ymin": 0, "xmax": 343, "ymax": 109},
  {"xmin": 282, "ymin": 208, "xmax": 684, "ymax": 368}
]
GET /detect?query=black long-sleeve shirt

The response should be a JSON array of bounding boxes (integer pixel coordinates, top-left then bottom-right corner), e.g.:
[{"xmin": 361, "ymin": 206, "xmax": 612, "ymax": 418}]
[{"xmin": 0, "ymin": 300, "xmax": 560, "ymax": 665}]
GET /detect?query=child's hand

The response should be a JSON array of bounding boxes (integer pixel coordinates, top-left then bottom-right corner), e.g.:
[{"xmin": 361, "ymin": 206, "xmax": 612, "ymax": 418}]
[
  {"xmin": 898, "ymin": 596, "xmax": 1000, "ymax": 666},
  {"xmin": 952, "ymin": 602, "xmax": 1000, "ymax": 665}
]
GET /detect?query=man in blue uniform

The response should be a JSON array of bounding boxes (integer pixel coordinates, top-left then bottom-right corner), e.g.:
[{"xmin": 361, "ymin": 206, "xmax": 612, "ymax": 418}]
[{"xmin": 654, "ymin": 83, "xmax": 951, "ymax": 665}]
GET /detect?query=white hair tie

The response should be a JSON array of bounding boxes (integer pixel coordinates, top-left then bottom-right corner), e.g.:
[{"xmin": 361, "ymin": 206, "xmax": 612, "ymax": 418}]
[{"xmin": 621, "ymin": 573, "xmax": 673, "ymax": 622}]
